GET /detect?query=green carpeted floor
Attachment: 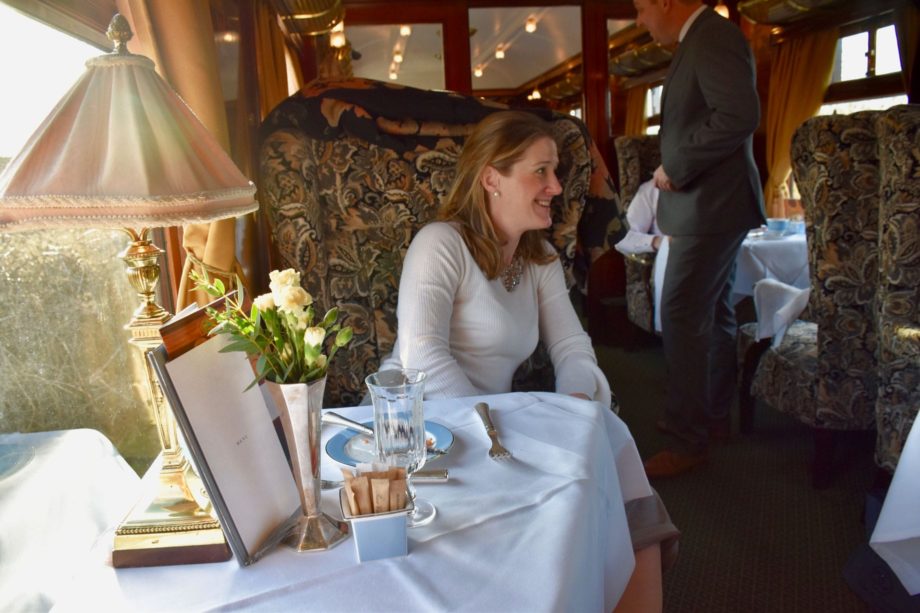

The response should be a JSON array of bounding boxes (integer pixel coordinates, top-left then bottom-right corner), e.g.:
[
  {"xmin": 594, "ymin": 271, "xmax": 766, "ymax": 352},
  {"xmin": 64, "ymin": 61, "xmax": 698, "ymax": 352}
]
[{"xmin": 594, "ymin": 339, "xmax": 876, "ymax": 612}]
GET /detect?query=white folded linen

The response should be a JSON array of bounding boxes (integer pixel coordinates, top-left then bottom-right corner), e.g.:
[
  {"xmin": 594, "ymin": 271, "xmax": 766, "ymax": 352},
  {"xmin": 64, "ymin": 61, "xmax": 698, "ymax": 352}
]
[
  {"xmin": 871, "ymin": 417, "xmax": 920, "ymax": 595},
  {"xmin": 753, "ymin": 278, "xmax": 810, "ymax": 347}
]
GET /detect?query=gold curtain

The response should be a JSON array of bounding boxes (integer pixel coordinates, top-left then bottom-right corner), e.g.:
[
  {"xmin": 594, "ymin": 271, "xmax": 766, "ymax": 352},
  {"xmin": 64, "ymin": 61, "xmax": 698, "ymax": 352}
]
[
  {"xmin": 762, "ymin": 28, "xmax": 838, "ymax": 217},
  {"xmin": 624, "ymin": 85, "xmax": 648, "ymax": 136},
  {"xmin": 236, "ymin": 1, "xmax": 297, "ymax": 289},
  {"xmin": 894, "ymin": 2, "xmax": 919, "ymax": 100},
  {"xmin": 255, "ymin": 1, "xmax": 293, "ymax": 119},
  {"xmin": 117, "ymin": 0, "xmax": 243, "ymax": 308}
]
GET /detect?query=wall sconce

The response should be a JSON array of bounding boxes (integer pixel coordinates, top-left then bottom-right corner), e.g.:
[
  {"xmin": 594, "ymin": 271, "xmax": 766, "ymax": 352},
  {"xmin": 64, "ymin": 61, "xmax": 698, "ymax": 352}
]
[
  {"xmin": 525, "ymin": 16, "xmax": 537, "ymax": 33},
  {"xmin": 528, "ymin": 88, "xmax": 541, "ymax": 100},
  {"xmin": 330, "ymin": 21, "xmax": 345, "ymax": 48},
  {"xmin": 715, "ymin": 1, "xmax": 730, "ymax": 18},
  {"xmin": 495, "ymin": 44, "xmax": 505, "ymax": 59},
  {"xmin": 400, "ymin": 24, "xmax": 412, "ymax": 37}
]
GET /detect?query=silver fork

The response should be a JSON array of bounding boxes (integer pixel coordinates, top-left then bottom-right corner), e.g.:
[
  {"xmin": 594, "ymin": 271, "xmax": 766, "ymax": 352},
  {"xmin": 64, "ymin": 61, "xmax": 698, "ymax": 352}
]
[{"xmin": 474, "ymin": 402, "xmax": 512, "ymax": 460}]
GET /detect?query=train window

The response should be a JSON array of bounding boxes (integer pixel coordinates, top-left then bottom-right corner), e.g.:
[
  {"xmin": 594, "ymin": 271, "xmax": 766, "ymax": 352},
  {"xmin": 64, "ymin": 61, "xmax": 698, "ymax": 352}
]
[
  {"xmin": 831, "ymin": 22, "xmax": 901, "ymax": 83},
  {"xmin": 644, "ymin": 85, "xmax": 663, "ymax": 135},
  {"xmin": 0, "ymin": 4, "xmax": 158, "ymax": 472}
]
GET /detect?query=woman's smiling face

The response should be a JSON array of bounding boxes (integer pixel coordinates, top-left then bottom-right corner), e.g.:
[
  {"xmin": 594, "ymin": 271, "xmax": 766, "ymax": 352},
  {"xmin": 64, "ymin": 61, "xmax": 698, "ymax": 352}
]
[{"xmin": 486, "ymin": 136, "xmax": 562, "ymax": 245}]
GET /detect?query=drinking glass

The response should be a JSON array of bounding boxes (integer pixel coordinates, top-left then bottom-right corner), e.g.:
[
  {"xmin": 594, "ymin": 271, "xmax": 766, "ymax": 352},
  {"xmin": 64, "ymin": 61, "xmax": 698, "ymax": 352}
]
[{"xmin": 365, "ymin": 368, "xmax": 435, "ymax": 527}]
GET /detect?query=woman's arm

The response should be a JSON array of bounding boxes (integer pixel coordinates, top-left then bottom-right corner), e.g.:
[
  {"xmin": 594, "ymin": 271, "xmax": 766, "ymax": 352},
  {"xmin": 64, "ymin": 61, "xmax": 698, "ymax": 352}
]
[
  {"xmin": 535, "ymin": 253, "xmax": 612, "ymax": 407},
  {"xmin": 395, "ymin": 224, "xmax": 482, "ymax": 399}
]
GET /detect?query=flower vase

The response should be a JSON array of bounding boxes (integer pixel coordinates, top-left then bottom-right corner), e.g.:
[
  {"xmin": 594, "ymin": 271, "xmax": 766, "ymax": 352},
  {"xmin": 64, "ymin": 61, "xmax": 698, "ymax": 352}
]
[{"xmin": 263, "ymin": 378, "xmax": 349, "ymax": 552}]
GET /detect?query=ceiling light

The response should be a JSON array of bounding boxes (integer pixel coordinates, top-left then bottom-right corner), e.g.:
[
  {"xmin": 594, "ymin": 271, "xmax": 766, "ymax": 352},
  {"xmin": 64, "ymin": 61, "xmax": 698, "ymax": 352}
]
[
  {"xmin": 400, "ymin": 24, "xmax": 412, "ymax": 37},
  {"xmin": 714, "ymin": 1, "xmax": 730, "ymax": 18},
  {"xmin": 525, "ymin": 17, "xmax": 537, "ymax": 33},
  {"xmin": 495, "ymin": 45, "xmax": 505, "ymax": 60},
  {"xmin": 531, "ymin": 88, "xmax": 541, "ymax": 100},
  {"xmin": 474, "ymin": 65, "xmax": 483, "ymax": 78},
  {"xmin": 393, "ymin": 50, "xmax": 404, "ymax": 63},
  {"xmin": 389, "ymin": 69, "xmax": 398, "ymax": 80}
]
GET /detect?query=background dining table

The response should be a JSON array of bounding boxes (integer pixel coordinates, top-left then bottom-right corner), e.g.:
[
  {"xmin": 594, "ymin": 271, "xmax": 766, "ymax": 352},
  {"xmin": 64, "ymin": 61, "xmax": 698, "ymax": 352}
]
[
  {"xmin": 51, "ymin": 392, "xmax": 652, "ymax": 612},
  {"xmin": 732, "ymin": 232, "xmax": 809, "ymax": 303}
]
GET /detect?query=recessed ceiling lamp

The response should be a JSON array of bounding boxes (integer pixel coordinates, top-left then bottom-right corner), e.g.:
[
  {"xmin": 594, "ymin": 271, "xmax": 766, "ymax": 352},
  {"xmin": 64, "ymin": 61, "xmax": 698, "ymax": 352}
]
[
  {"xmin": 400, "ymin": 24, "xmax": 412, "ymax": 37},
  {"xmin": 530, "ymin": 88, "xmax": 541, "ymax": 100},
  {"xmin": 330, "ymin": 21, "xmax": 345, "ymax": 48},
  {"xmin": 714, "ymin": 1, "xmax": 730, "ymax": 18},
  {"xmin": 474, "ymin": 65, "xmax": 483, "ymax": 78},
  {"xmin": 389, "ymin": 63, "xmax": 398, "ymax": 80},
  {"xmin": 495, "ymin": 44, "xmax": 505, "ymax": 59},
  {"xmin": 525, "ymin": 16, "xmax": 537, "ymax": 33},
  {"xmin": 393, "ymin": 49, "xmax": 404, "ymax": 63}
]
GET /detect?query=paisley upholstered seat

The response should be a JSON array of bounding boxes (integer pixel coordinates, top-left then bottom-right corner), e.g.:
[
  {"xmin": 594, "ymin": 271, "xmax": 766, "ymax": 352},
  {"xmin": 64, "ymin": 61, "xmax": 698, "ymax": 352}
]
[
  {"xmin": 259, "ymin": 78, "xmax": 622, "ymax": 407},
  {"xmin": 738, "ymin": 110, "xmax": 882, "ymax": 487},
  {"xmin": 874, "ymin": 104, "xmax": 920, "ymax": 474},
  {"xmin": 613, "ymin": 134, "xmax": 660, "ymax": 334}
]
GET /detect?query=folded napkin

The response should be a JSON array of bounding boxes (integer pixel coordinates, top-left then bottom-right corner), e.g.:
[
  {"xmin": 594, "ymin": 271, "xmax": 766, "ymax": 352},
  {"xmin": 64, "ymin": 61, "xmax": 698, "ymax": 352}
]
[
  {"xmin": 870, "ymin": 417, "xmax": 920, "ymax": 595},
  {"xmin": 753, "ymin": 278, "xmax": 810, "ymax": 347}
]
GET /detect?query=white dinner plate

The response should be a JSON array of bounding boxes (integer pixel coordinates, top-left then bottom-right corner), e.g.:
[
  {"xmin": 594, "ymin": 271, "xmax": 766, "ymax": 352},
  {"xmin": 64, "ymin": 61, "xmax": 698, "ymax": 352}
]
[{"xmin": 325, "ymin": 420, "xmax": 454, "ymax": 466}]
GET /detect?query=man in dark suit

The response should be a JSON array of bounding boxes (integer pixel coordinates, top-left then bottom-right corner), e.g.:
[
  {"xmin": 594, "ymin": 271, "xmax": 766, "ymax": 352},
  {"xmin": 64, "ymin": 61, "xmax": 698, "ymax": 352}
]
[{"xmin": 634, "ymin": 0, "xmax": 766, "ymax": 477}]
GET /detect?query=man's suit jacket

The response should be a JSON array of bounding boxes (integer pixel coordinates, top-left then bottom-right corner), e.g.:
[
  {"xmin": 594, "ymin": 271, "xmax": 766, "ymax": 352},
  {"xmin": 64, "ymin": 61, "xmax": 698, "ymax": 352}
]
[{"xmin": 657, "ymin": 7, "xmax": 766, "ymax": 236}]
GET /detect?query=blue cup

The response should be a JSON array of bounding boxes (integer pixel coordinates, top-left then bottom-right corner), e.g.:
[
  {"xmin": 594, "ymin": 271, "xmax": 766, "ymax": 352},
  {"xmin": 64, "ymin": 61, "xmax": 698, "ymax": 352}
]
[{"xmin": 766, "ymin": 218, "xmax": 789, "ymax": 234}]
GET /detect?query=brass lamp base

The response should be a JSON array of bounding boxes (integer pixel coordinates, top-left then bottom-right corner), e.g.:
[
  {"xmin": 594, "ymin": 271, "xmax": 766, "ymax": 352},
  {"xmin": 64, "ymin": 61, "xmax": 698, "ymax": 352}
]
[
  {"xmin": 113, "ymin": 454, "xmax": 231, "ymax": 567},
  {"xmin": 113, "ymin": 230, "xmax": 231, "ymax": 567},
  {"xmin": 282, "ymin": 513, "xmax": 349, "ymax": 552}
]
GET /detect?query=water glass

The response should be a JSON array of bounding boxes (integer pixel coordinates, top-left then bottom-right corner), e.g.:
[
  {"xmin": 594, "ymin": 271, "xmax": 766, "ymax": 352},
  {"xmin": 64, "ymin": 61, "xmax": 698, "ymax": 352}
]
[{"xmin": 365, "ymin": 369, "xmax": 435, "ymax": 527}]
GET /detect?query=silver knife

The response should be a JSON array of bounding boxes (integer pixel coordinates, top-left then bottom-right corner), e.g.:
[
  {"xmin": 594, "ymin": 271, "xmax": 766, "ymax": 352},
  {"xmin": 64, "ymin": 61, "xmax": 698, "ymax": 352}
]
[{"xmin": 323, "ymin": 411, "xmax": 374, "ymax": 436}]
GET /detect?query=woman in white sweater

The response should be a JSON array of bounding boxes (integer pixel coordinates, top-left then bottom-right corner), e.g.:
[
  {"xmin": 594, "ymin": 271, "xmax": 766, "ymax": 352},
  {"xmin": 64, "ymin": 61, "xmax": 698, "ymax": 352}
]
[
  {"xmin": 382, "ymin": 111, "xmax": 675, "ymax": 612},
  {"xmin": 382, "ymin": 111, "xmax": 610, "ymax": 406}
]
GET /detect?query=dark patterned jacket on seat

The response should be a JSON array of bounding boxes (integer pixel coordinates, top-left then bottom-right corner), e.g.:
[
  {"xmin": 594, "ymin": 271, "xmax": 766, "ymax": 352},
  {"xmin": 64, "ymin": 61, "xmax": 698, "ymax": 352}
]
[{"xmin": 258, "ymin": 78, "xmax": 623, "ymax": 407}]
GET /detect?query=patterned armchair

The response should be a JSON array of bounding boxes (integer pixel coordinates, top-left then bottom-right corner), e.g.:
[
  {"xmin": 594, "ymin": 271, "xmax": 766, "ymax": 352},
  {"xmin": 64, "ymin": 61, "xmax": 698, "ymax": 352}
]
[
  {"xmin": 737, "ymin": 111, "xmax": 881, "ymax": 488},
  {"xmin": 874, "ymin": 104, "xmax": 920, "ymax": 473},
  {"xmin": 613, "ymin": 135, "xmax": 661, "ymax": 334},
  {"xmin": 258, "ymin": 78, "xmax": 620, "ymax": 407}
]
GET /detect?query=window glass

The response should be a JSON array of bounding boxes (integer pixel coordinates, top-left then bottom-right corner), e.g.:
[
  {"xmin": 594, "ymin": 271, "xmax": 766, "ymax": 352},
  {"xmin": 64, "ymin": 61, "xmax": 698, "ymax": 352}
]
[
  {"xmin": 835, "ymin": 30, "xmax": 869, "ymax": 82},
  {"xmin": 875, "ymin": 24, "xmax": 901, "ymax": 76},
  {"xmin": 818, "ymin": 94, "xmax": 908, "ymax": 116},
  {"xmin": 0, "ymin": 4, "xmax": 158, "ymax": 474},
  {"xmin": 645, "ymin": 85, "xmax": 662, "ymax": 118}
]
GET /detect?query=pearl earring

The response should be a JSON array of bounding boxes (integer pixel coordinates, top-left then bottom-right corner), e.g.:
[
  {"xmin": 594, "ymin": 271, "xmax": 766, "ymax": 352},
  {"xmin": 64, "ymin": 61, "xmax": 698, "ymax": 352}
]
[{"xmin": 492, "ymin": 191, "xmax": 500, "ymax": 198}]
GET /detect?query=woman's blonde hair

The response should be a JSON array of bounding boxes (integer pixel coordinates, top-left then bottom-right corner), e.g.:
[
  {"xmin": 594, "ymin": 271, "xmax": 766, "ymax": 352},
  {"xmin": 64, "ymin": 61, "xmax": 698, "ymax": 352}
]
[{"xmin": 438, "ymin": 110, "xmax": 558, "ymax": 279}]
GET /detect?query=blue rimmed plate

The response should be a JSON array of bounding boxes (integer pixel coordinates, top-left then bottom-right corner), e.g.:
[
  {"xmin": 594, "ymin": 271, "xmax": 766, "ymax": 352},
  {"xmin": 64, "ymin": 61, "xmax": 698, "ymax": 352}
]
[{"xmin": 325, "ymin": 420, "xmax": 454, "ymax": 466}]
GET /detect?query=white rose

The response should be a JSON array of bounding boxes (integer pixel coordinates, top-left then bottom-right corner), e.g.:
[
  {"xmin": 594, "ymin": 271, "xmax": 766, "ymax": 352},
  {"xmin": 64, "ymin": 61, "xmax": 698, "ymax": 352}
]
[
  {"xmin": 269, "ymin": 268, "xmax": 300, "ymax": 289},
  {"xmin": 253, "ymin": 293, "xmax": 275, "ymax": 312},
  {"xmin": 304, "ymin": 326, "xmax": 326, "ymax": 348},
  {"xmin": 277, "ymin": 286, "xmax": 311, "ymax": 313}
]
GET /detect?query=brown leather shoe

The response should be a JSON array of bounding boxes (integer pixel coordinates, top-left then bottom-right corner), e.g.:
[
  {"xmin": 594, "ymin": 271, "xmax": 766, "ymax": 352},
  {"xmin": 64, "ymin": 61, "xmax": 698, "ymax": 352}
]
[{"xmin": 644, "ymin": 449, "xmax": 709, "ymax": 478}]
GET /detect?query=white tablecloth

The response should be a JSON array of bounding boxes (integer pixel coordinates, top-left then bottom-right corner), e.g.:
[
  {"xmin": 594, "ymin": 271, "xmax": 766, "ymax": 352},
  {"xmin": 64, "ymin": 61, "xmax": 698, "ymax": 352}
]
[
  {"xmin": 52, "ymin": 392, "xmax": 651, "ymax": 612},
  {"xmin": 733, "ymin": 233, "xmax": 809, "ymax": 302},
  {"xmin": 0, "ymin": 429, "xmax": 141, "ymax": 612},
  {"xmin": 871, "ymin": 415, "xmax": 920, "ymax": 595}
]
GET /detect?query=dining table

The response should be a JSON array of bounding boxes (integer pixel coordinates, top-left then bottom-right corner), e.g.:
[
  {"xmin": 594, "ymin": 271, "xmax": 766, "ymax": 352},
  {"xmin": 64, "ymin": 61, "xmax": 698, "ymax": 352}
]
[
  {"xmin": 648, "ymin": 229, "xmax": 809, "ymax": 333},
  {"xmin": 732, "ymin": 231, "xmax": 809, "ymax": 303},
  {"xmin": 51, "ymin": 391, "xmax": 653, "ymax": 612}
]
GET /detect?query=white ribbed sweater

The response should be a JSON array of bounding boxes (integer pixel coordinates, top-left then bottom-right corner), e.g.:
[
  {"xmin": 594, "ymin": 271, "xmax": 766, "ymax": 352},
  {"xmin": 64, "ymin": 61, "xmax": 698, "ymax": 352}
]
[{"xmin": 381, "ymin": 222, "xmax": 611, "ymax": 407}]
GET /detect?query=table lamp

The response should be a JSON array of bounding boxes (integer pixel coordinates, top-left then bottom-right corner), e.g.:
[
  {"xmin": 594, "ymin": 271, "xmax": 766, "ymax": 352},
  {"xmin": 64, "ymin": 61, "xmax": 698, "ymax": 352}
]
[{"xmin": 0, "ymin": 14, "xmax": 257, "ymax": 567}]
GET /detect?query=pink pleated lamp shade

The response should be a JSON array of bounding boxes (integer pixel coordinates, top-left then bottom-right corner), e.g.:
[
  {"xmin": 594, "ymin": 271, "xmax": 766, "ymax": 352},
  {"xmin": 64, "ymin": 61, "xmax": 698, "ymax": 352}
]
[{"xmin": 0, "ymin": 50, "xmax": 257, "ymax": 232}]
